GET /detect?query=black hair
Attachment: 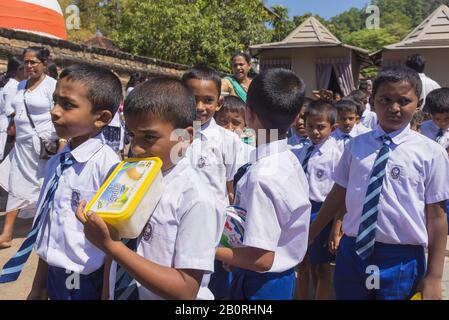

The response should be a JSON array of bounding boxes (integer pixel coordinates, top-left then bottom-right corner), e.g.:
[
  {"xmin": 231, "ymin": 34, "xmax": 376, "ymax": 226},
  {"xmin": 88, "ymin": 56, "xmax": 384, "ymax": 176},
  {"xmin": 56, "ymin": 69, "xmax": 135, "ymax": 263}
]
[
  {"xmin": 372, "ymin": 66, "xmax": 422, "ymax": 99},
  {"xmin": 0, "ymin": 73, "xmax": 7, "ymax": 88},
  {"xmin": 305, "ymin": 100, "xmax": 338, "ymax": 126},
  {"xmin": 45, "ymin": 60, "xmax": 58, "ymax": 79},
  {"xmin": 6, "ymin": 56, "xmax": 24, "ymax": 79},
  {"xmin": 23, "ymin": 46, "xmax": 50, "ymax": 64},
  {"xmin": 126, "ymin": 72, "xmax": 147, "ymax": 89},
  {"xmin": 405, "ymin": 54, "xmax": 426, "ymax": 73},
  {"xmin": 336, "ymin": 99, "xmax": 360, "ymax": 117},
  {"xmin": 59, "ymin": 63, "xmax": 123, "ymax": 115},
  {"xmin": 359, "ymin": 82, "xmax": 371, "ymax": 92},
  {"xmin": 231, "ymin": 52, "xmax": 251, "ymax": 65},
  {"xmin": 247, "ymin": 68, "xmax": 306, "ymax": 132},
  {"xmin": 219, "ymin": 96, "xmax": 246, "ymax": 115},
  {"xmin": 181, "ymin": 66, "xmax": 222, "ymax": 98},
  {"xmin": 349, "ymin": 90, "xmax": 368, "ymax": 102},
  {"xmin": 125, "ymin": 77, "xmax": 196, "ymax": 129},
  {"xmin": 425, "ymin": 88, "xmax": 449, "ymax": 114}
]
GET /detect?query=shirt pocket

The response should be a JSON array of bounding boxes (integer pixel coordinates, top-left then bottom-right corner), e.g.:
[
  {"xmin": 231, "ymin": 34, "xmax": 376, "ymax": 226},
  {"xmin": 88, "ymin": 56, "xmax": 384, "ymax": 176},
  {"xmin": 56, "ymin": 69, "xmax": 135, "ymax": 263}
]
[
  {"xmin": 67, "ymin": 188, "xmax": 98, "ymax": 232},
  {"xmin": 140, "ymin": 220, "xmax": 178, "ymax": 264},
  {"xmin": 387, "ymin": 163, "xmax": 425, "ymax": 199}
]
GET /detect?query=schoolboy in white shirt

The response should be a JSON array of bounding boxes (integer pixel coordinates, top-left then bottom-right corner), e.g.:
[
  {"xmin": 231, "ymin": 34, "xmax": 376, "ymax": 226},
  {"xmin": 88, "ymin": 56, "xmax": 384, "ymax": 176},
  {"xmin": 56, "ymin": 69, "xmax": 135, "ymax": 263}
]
[
  {"xmin": 215, "ymin": 68, "xmax": 311, "ymax": 300},
  {"xmin": 182, "ymin": 67, "xmax": 252, "ymax": 299},
  {"xmin": 182, "ymin": 67, "xmax": 252, "ymax": 208},
  {"xmin": 310, "ymin": 66, "xmax": 449, "ymax": 300},
  {"xmin": 20, "ymin": 64, "xmax": 121, "ymax": 299},
  {"xmin": 420, "ymin": 88, "xmax": 449, "ymax": 150},
  {"xmin": 76, "ymin": 77, "xmax": 223, "ymax": 300},
  {"xmin": 332, "ymin": 98, "xmax": 371, "ymax": 152},
  {"xmin": 293, "ymin": 100, "xmax": 342, "ymax": 300}
]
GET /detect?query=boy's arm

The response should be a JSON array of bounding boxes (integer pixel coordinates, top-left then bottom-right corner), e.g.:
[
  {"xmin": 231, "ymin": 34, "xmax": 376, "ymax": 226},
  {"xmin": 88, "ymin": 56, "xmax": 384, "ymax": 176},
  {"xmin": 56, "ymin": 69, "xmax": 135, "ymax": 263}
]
[
  {"xmin": 76, "ymin": 202, "xmax": 203, "ymax": 300},
  {"xmin": 226, "ymin": 181, "xmax": 235, "ymax": 205},
  {"xmin": 27, "ymin": 258, "xmax": 49, "ymax": 300},
  {"xmin": 328, "ymin": 207, "xmax": 346, "ymax": 254},
  {"xmin": 106, "ymin": 241, "xmax": 204, "ymax": 300},
  {"xmin": 417, "ymin": 201, "xmax": 448, "ymax": 300},
  {"xmin": 216, "ymin": 247, "xmax": 275, "ymax": 272},
  {"xmin": 309, "ymin": 184, "xmax": 346, "ymax": 244},
  {"xmin": 101, "ymin": 255, "xmax": 113, "ymax": 300}
]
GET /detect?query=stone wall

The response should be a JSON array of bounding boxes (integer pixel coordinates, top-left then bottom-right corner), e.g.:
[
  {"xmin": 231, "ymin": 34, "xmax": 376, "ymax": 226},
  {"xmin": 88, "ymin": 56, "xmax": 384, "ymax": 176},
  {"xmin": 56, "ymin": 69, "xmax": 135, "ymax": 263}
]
[{"xmin": 0, "ymin": 28, "xmax": 189, "ymax": 85}]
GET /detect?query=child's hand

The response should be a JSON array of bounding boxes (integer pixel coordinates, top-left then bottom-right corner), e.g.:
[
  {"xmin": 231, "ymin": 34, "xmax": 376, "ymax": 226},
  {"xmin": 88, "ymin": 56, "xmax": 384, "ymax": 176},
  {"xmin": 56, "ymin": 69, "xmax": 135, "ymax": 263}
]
[
  {"xmin": 416, "ymin": 276, "xmax": 442, "ymax": 300},
  {"xmin": 328, "ymin": 224, "xmax": 344, "ymax": 254},
  {"xmin": 75, "ymin": 201, "xmax": 120, "ymax": 253}
]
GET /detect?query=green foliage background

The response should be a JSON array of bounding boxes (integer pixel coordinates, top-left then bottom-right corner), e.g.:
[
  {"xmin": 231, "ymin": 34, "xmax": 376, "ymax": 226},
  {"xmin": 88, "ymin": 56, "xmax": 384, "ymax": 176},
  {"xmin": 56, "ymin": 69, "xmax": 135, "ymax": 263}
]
[{"xmin": 59, "ymin": 0, "xmax": 449, "ymax": 73}]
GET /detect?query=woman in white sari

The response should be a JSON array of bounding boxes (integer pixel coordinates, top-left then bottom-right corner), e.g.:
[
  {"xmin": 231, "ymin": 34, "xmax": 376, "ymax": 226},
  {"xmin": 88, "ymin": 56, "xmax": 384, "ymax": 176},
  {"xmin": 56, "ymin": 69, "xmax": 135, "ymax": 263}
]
[{"xmin": 0, "ymin": 47, "xmax": 58, "ymax": 249}]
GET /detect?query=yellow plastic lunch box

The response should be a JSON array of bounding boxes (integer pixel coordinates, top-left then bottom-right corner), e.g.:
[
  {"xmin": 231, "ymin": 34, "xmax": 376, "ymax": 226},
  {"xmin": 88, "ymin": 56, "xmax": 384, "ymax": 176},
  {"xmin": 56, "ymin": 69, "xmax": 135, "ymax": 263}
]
[{"xmin": 84, "ymin": 157, "xmax": 164, "ymax": 239}]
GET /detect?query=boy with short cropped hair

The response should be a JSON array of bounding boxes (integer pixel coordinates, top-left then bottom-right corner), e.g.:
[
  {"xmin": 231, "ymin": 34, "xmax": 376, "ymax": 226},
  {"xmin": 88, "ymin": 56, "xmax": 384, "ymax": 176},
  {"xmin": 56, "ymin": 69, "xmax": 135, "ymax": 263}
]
[
  {"xmin": 76, "ymin": 77, "xmax": 224, "ymax": 300},
  {"xmin": 182, "ymin": 67, "xmax": 251, "ymax": 208},
  {"xmin": 215, "ymin": 68, "xmax": 311, "ymax": 300},
  {"xmin": 0, "ymin": 64, "xmax": 123, "ymax": 300},
  {"xmin": 215, "ymin": 95, "xmax": 255, "ymax": 147},
  {"xmin": 310, "ymin": 66, "xmax": 449, "ymax": 300},
  {"xmin": 420, "ymin": 88, "xmax": 449, "ymax": 149},
  {"xmin": 288, "ymin": 97, "xmax": 312, "ymax": 150},
  {"xmin": 332, "ymin": 98, "xmax": 371, "ymax": 151},
  {"xmin": 294, "ymin": 100, "xmax": 342, "ymax": 300}
]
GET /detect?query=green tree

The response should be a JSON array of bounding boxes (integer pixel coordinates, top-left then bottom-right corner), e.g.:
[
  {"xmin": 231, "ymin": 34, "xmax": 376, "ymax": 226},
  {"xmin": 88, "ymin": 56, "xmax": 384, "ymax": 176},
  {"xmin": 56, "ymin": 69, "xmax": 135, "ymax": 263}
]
[
  {"xmin": 109, "ymin": 0, "xmax": 272, "ymax": 72},
  {"xmin": 342, "ymin": 28, "xmax": 399, "ymax": 52},
  {"xmin": 270, "ymin": 5, "xmax": 296, "ymax": 42}
]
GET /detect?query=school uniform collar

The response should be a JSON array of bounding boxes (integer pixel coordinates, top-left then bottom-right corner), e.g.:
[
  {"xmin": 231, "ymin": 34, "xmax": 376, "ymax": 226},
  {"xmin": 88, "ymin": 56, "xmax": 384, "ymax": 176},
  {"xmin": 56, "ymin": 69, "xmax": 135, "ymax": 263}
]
[
  {"xmin": 62, "ymin": 133, "xmax": 107, "ymax": 163},
  {"xmin": 373, "ymin": 124, "xmax": 411, "ymax": 145},
  {"xmin": 195, "ymin": 118, "xmax": 217, "ymax": 141},
  {"xmin": 312, "ymin": 137, "xmax": 334, "ymax": 155},
  {"xmin": 250, "ymin": 138, "xmax": 288, "ymax": 163},
  {"xmin": 334, "ymin": 128, "xmax": 353, "ymax": 139},
  {"xmin": 428, "ymin": 120, "xmax": 449, "ymax": 133}
]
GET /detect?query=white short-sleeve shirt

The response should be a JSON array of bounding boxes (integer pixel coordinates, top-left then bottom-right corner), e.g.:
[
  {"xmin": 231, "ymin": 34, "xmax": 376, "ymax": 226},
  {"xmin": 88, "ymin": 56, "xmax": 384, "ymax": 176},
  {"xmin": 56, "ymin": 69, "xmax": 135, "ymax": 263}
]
[
  {"xmin": 35, "ymin": 134, "xmax": 120, "ymax": 274},
  {"xmin": 420, "ymin": 120, "xmax": 449, "ymax": 149},
  {"xmin": 1, "ymin": 78, "xmax": 19, "ymax": 117},
  {"xmin": 420, "ymin": 73, "xmax": 441, "ymax": 110},
  {"xmin": 12, "ymin": 76, "xmax": 57, "ymax": 139},
  {"xmin": 109, "ymin": 157, "xmax": 225, "ymax": 300},
  {"xmin": 185, "ymin": 118, "xmax": 253, "ymax": 208},
  {"xmin": 234, "ymin": 139, "xmax": 311, "ymax": 273},
  {"xmin": 361, "ymin": 110, "xmax": 378, "ymax": 130},
  {"xmin": 293, "ymin": 137, "xmax": 342, "ymax": 203},
  {"xmin": 332, "ymin": 124, "xmax": 372, "ymax": 152},
  {"xmin": 333, "ymin": 124, "xmax": 449, "ymax": 247}
]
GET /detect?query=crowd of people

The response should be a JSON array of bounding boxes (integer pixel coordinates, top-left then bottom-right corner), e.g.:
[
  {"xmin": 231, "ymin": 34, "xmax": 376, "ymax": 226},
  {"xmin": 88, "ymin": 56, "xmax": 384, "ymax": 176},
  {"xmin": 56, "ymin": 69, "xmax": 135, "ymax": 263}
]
[{"xmin": 0, "ymin": 46, "xmax": 448, "ymax": 300}]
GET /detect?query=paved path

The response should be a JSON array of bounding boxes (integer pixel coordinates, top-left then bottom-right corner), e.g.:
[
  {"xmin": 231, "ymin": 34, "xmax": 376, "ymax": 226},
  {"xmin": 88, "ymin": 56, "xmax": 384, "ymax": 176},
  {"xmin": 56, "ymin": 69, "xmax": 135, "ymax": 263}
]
[{"xmin": 1, "ymin": 212, "xmax": 449, "ymax": 300}]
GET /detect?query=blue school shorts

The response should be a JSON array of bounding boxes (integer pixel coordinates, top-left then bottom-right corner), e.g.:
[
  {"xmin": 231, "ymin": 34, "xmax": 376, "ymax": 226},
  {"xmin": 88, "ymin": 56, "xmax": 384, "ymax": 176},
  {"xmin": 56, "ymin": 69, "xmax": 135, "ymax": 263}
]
[
  {"xmin": 47, "ymin": 265, "xmax": 104, "ymax": 300},
  {"xmin": 209, "ymin": 259, "xmax": 232, "ymax": 300},
  {"xmin": 334, "ymin": 236, "xmax": 426, "ymax": 300},
  {"xmin": 229, "ymin": 268, "xmax": 295, "ymax": 300},
  {"xmin": 309, "ymin": 201, "xmax": 335, "ymax": 265}
]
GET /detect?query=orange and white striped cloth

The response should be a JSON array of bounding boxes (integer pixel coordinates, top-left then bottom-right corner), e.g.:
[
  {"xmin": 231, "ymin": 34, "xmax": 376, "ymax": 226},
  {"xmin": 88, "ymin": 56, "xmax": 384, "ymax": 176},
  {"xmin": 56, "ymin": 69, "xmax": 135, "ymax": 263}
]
[{"xmin": 0, "ymin": 0, "xmax": 67, "ymax": 40}]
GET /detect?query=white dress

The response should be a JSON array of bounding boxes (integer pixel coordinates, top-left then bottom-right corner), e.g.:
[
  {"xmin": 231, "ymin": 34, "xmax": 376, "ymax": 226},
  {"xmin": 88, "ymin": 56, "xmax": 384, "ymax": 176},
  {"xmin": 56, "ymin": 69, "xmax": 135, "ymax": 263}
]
[
  {"xmin": 0, "ymin": 75, "xmax": 57, "ymax": 218},
  {"xmin": 0, "ymin": 78, "xmax": 19, "ymax": 161}
]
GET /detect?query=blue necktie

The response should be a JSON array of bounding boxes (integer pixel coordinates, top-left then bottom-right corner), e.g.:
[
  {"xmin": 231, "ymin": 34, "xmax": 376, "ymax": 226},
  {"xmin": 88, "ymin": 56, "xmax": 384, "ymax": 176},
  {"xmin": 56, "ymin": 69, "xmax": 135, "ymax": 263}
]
[
  {"xmin": 355, "ymin": 135, "xmax": 392, "ymax": 260},
  {"xmin": 302, "ymin": 145, "xmax": 315, "ymax": 174},
  {"xmin": 114, "ymin": 238, "xmax": 139, "ymax": 300},
  {"xmin": 343, "ymin": 134, "xmax": 351, "ymax": 144},
  {"xmin": 0, "ymin": 153, "xmax": 75, "ymax": 283},
  {"xmin": 436, "ymin": 129, "xmax": 444, "ymax": 143}
]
